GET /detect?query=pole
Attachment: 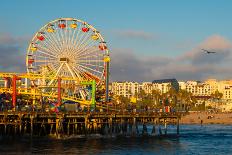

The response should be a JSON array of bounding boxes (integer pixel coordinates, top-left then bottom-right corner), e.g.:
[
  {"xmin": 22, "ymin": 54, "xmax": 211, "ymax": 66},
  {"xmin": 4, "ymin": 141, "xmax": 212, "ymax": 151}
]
[
  {"xmin": 57, "ymin": 77, "xmax": 62, "ymax": 106},
  {"xmin": 91, "ymin": 80, "xmax": 96, "ymax": 110},
  {"xmin": 12, "ymin": 75, "xmax": 17, "ymax": 108},
  {"xmin": 105, "ymin": 61, "xmax": 110, "ymax": 102}
]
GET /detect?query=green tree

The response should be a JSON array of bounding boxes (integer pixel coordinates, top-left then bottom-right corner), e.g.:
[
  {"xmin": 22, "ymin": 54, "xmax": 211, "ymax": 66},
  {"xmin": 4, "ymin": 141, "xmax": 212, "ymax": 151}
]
[
  {"xmin": 177, "ymin": 89, "xmax": 193, "ymax": 111},
  {"xmin": 151, "ymin": 89, "xmax": 161, "ymax": 106},
  {"xmin": 211, "ymin": 90, "xmax": 223, "ymax": 100}
]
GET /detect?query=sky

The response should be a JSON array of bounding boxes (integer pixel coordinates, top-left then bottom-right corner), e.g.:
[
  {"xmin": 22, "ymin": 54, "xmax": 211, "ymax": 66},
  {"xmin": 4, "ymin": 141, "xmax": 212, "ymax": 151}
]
[{"xmin": 0, "ymin": 0, "xmax": 232, "ymax": 82}]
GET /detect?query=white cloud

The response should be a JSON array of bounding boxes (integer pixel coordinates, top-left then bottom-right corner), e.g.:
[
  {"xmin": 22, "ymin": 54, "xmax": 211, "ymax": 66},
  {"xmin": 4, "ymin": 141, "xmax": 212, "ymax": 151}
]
[
  {"xmin": 0, "ymin": 34, "xmax": 27, "ymax": 72},
  {"xmin": 110, "ymin": 34, "xmax": 232, "ymax": 82}
]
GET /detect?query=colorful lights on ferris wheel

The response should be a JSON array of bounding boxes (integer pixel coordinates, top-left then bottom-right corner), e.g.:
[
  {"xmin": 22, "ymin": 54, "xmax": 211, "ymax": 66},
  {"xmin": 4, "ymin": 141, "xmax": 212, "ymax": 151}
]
[
  {"xmin": 47, "ymin": 24, "xmax": 55, "ymax": 33},
  {"xmin": 82, "ymin": 22, "xmax": 89, "ymax": 32},
  {"xmin": 28, "ymin": 58, "xmax": 35, "ymax": 64},
  {"xmin": 104, "ymin": 55, "xmax": 110, "ymax": 62},
  {"xmin": 37, "ymin": 32, "xmax": 45, "ymax": 41},
  {"xmin": 70, "ymin": 20, "xmax": 77, "ymax": 29},
  {"xmin": 91, "ymin": 31, "xmax": 99, "ymax": 40},
  {"xmin": 30, "ymin": 43, "xmax": 37, "ymax": 52},
  {"xmin": 58, "ymin": 20, "xmax": 66, "ymax": 29},
  {"xmin": 99, "ymin": 42, "xmax": 107, "ymax": 50}
]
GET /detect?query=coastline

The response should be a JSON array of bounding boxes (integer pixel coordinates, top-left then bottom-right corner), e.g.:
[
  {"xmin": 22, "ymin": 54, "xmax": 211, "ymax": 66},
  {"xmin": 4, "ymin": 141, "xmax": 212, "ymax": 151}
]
[{"xmin": 180, "ymin": 112, "xmax": 232, "ymax": 125}]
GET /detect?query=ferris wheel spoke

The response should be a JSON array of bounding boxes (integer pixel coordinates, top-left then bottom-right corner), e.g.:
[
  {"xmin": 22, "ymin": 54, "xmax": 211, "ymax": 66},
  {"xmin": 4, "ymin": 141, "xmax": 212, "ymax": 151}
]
[
  {"xmin": 34, "ymin": 59, "xmax": 57, "ymax": 63},
  {"xmin": 36, "ymin": 49, "xmax": 57, "ymax": 58},
  {"xmin": 36, "ymin": 41, "xmax": 58, "ymax": 56},
  {"xmin": 71, "ymin": 66, "xmax": 85, "ymax": 81},
  {"xmin": 74, "ymin": 66, "xmax": 94, "ymax": 80},
  {"xmin": 64, "ymin": 63, "xmax": 76, "ymax": 79},
  {"xmin": 45, "ymin": 33, "xmax": 62, "ymax": 54},
  {"xmin": 34, "ymin": 55, "xmax": 56, "ymax": 60},
  {"xmin": 70, "ymin": 24, "xmax": 78, "ymax": 47},
  {"xmin": 64, "ymin": 20, "xmax": 69, "ymax": 45},
  {"xmin": 37, "ymin": 36, "xmax": 60, "ymax": 56},
  {"xmin": 57, "ymin": 26, "xmax": 65, "ymax": 49},
  {"xmin": 48, "ymin": 29, "xmax": 62, "ymax": 51},
  {"xmin": 77, "ymin": 59, "xmax": 104, "ymax": 63},
  {"xmin": 77, "ymin": 51, "xmax": 103, "ymax": 60},
  {"xmin": 74, "ymin": 31, "xmax": 93, "ymax": 53},
  {"xmin": 67, "ymin": 24, "xmax": 72, "ymax": 50},
  {"xmin": 76, "ymin": 47, "xmax": 100, "ymax": 58},
  {"xmin": 54, "ymin": 25, "xmax": 64, "ymax": 50},
  {"xmin": 79, "ymin": 62, "xmax": 104, "ymax": 68},
  {"xmin": 60, "ymin": 24, "xmax": 68, "ymax": 48},
  {"xmin": 75, "ymin": 32, "xmax": 91, "ymax": 49},
  {"xmin": 73, "ymin": 24, "xmax": 83, "ymax": 47},
  {"xmin": 75, "ymin": 38, "xmax": 96, "ymax": 56},
  {"xmin": 77, "ymin": 63, "xmax": 102, "ymax": 74},
  {"xmin": 48, "ymin": 63, "xmax": 64, "ymax": 85},
  {"xmin": 73, "ymin": 25, "xmax": 87, "ymax": 49},
  {"xmin": 76, "ymin": 31, "xmax": 95, "ymax": 51}
]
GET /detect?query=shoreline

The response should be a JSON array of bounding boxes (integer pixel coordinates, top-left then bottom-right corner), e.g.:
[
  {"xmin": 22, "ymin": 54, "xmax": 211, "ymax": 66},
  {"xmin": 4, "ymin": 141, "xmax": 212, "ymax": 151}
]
[{"xmin": 180, "ymin": 112, "xmax": 232, "ymax": 125}]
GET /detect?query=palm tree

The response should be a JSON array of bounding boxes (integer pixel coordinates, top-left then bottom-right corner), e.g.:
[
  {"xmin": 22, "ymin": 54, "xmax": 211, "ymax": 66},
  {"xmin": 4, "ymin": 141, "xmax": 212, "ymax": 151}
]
[
  {"xmin": 166, "ymin": 84, "xmax": 178, "ymax": 107},
  {"xmin": 178, "ymin": 89, "xmax": 193, "ymax": 111},
  {"xmin": 211, "ymin": 90, "xmax": 223, "ymax": 110},
  {"xmin": 211, "ymin": 90, "xmax": 223, "ymax": 101},
  {"xmin": 151, "ymin": 89, "xmax": 161, "ymax": 106}
]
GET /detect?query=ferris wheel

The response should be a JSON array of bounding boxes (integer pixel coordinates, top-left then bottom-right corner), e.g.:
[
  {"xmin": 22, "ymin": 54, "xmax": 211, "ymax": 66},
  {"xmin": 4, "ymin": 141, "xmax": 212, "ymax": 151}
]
[{"xmin": 26, "ymin": 17, "xmax": 110, "ymax": 86}]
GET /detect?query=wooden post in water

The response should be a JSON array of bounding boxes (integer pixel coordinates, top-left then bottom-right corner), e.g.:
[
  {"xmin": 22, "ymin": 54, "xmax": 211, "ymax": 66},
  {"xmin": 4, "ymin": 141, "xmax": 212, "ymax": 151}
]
[
  {"xmin": 132, "ymin": 117, "xmax": 138, "ymax": 136},
  {"xmin": 177, "ymin": 117, "xmax": 180, "ymax": 135},
  {"xmin": 30, "ymin": 115, "xmax": 34, "ymax": 137},
  {"xmin": 56, "ymin": 116, "xmax": 60, "ymax": 138},
  {"xmin": 158, "ymin": 118, "xmax": 162, "ymax": 135},
  {"xmin": 109, "ymin": 117, "xmax": 113, "ymax": 136},
  {"xmin": 151, "ymin": 119, "xmax": 156, "ymax": 135},
  {"xmin": 164, "ymin": 119, "xmax": 167, "ymax": 135},
  {"xmin": 84, "ymin": 115, "xmax": 88, "ymax": 136},
  {"xmin": 19, "ymin": 114, "xmax": 22, "ymax": 135}
]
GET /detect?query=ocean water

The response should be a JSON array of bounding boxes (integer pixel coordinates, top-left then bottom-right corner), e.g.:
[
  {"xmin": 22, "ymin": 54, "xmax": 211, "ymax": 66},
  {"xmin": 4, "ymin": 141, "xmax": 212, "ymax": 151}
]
[{"xmin": 0, "ymin": 124, "xmax": 232, "ymax": 155}]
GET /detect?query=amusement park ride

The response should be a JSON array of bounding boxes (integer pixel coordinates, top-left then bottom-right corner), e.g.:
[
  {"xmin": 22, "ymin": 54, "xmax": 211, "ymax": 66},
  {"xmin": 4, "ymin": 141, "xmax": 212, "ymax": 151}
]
[{"xmin": 0, "ymin": 17, "xmax": 110, "ymax": 111}]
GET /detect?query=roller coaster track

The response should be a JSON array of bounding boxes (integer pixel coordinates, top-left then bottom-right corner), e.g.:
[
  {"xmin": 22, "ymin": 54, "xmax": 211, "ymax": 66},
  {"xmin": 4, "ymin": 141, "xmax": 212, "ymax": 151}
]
[
  {"xmin": 0, "ymin": 72, "xmax": 95, "ymax": 105},
  {"xmin": 0, "ymin": 87, "xmax": 91, "ymax": 105},
  {"xmin": 0, "ymin": 72, "xmax": 113, "ymax": 110}
]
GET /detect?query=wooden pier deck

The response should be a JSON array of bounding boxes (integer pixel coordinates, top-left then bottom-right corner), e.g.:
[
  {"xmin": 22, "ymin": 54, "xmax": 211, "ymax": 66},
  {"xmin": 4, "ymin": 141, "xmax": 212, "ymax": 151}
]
[{"xmin": 0, "ymin": 112, "xmax": 181, "ymax": 138}]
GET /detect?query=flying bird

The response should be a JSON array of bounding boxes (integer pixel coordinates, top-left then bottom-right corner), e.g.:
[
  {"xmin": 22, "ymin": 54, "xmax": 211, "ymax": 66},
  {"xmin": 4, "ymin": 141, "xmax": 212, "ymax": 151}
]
[{"xmin": 201, "ymin": 49, "xmax": 216, "ymax": 54}]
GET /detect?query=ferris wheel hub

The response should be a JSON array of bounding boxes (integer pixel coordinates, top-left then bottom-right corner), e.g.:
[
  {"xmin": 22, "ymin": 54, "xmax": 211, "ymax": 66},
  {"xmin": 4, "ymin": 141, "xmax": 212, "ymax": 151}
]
[{"xmin": 60, "ymin": 58, "xmax": 69, "ymax": 63}]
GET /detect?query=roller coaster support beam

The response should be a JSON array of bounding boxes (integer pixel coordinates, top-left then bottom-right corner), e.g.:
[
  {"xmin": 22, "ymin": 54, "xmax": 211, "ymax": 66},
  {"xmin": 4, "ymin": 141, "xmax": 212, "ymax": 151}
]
[
  {"xmin": 105, "ymin": 61, "xmax": 110, "ymax": 102},
  {"xmin": 57, "ymin": 77, "xmax": 62, "ymax": 106},
  {"xmin": 80, "ymin": 80, "xmax": 96, "ymax": 110},
  {"xmin": 91, "ymin": 80, "xmax": 96, "ymax": 109},
  {"xmin": 12, "ymin": 75, "xmax": 21, "ymax": 109}
]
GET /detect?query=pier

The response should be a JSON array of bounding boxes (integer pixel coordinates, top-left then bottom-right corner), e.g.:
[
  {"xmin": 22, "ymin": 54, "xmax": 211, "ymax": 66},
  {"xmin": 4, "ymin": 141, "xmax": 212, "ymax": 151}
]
[{"xmin": 0, "ymin": 112, "xmax": 180, "ymax": 138}]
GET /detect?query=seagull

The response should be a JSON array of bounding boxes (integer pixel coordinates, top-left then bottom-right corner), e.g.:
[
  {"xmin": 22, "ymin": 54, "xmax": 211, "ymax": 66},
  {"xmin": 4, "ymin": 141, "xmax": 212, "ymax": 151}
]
[{"xmin": 201, "ymin": 49, "xmax": 216, "ymax": 54}]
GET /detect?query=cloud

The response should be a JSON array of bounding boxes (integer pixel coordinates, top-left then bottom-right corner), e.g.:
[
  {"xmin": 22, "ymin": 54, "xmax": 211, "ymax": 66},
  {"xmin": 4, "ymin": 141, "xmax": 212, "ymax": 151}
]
[
  {"xmin": 179, "ymin": 35, "xmax": 232, "ymax": 65},
  {"xmin": 0, "ymin": 34, "xmax": 28, "ymax": 72},
  {"xmin": 113, "ymin": 29, "xmax": 155, "ymax": 40},
  {"xmin": 110, "ymin": 34, "xmax": 232, "ymax": 82}
]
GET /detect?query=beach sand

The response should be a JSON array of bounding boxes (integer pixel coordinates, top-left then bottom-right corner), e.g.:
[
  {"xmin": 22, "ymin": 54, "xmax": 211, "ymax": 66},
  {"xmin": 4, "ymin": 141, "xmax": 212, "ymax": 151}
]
[{"xmin": 180, "ymin": 112, "xmax": 232, "ymax": 124}]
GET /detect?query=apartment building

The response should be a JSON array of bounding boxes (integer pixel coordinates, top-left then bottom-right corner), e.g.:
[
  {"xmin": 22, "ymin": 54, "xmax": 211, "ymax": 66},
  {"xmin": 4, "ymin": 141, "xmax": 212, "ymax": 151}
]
[
  {"xmin": 111, "ymin": 79, "xmax": 232, "ymax": 101},
  {"xmin": 111, "ymin": 81, "xmax": 140, "ymax": 98}
]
